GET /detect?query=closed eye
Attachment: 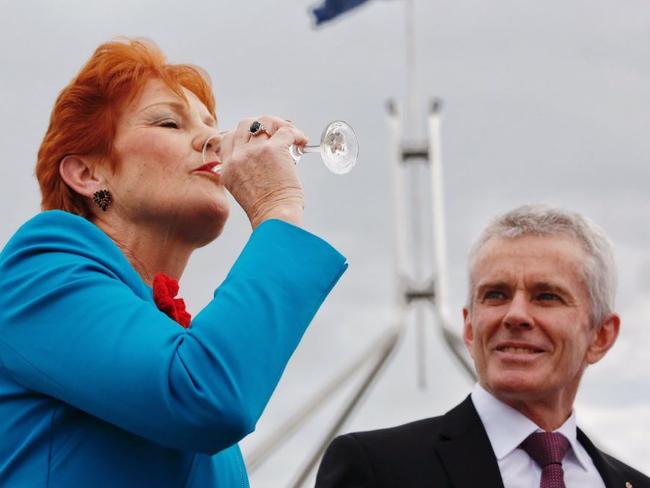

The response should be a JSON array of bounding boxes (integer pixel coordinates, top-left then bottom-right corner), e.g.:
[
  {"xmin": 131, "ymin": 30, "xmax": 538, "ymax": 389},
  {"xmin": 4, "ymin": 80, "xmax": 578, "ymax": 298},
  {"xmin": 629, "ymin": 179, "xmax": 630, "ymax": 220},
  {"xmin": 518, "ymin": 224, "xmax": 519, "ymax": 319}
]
[{"xmin": 159, "ymin": 120, "xmax": 179, "ymax": 129}]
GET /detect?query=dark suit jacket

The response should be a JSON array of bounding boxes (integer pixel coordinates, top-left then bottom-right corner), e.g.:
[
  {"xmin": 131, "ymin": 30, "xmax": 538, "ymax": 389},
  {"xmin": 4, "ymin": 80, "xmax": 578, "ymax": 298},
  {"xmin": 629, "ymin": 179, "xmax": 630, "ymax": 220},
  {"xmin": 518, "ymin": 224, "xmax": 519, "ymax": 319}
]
[{"xmin": 315, "ymin": 396, "xmax": 650, "ymax": 488}]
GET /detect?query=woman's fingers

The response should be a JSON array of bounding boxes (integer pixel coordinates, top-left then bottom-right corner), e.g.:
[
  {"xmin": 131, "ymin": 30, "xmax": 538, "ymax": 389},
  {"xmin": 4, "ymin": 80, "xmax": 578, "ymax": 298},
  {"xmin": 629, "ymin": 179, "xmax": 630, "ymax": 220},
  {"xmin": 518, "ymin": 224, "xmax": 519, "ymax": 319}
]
[
  {"xmin": 221, "ymin": 115, "xmax": 305, "ymax": 164},
  {"xmin": 270, "ymin": 125, "xmax": 309, "ymax": 149},
  {"xmin": 218, "ymin": 115, "xmax": 306, "ymax": 229},
  {"xmin": 235, "ymin": 116, "xmax": 297, "ymax": 142},
  {"xmin": 231, "ymin": 117, "xmax": 259, "ymax": 147},
  {"xmin": 220, "ymin": 116, "xmax": 270, "ymax": 163}
]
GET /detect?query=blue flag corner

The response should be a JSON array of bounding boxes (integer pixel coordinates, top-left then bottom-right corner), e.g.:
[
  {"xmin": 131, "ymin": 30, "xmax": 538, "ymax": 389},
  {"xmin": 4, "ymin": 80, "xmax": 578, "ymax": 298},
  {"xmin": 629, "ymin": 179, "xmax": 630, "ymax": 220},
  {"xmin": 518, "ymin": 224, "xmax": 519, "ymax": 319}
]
[{"xmin": 311, "ymin": 0, "xmax": 371, "ymax": 26}]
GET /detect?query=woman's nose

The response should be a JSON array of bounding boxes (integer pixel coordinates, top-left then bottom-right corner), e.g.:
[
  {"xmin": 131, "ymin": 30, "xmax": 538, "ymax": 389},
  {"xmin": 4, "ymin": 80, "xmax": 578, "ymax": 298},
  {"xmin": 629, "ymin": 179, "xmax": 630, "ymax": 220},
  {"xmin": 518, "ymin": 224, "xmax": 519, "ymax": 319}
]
[
  {"xmin": 195, "ymin": 130, "xmax": 222, "ymax": 160},
  {"xmin": 502, "ymin": 292, "xmax": 534, "ymax": 330}
]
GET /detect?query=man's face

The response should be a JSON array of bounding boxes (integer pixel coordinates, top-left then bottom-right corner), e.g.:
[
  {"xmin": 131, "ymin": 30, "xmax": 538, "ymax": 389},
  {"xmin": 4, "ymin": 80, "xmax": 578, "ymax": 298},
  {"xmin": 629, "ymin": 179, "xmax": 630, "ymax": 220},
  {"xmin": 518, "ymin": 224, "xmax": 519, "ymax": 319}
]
[{"xmin": 463, "ymin": 235, "xmax": 616, "ymax": 407}]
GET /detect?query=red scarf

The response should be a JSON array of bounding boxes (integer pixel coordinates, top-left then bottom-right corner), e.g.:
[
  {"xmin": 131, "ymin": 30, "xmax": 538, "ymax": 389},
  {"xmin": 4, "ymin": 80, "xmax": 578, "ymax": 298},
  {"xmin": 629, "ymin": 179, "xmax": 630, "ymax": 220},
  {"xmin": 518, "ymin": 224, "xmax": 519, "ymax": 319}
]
[{"xmin": 153, "ymin": 273, "xmax": 191, "ymax": 328}]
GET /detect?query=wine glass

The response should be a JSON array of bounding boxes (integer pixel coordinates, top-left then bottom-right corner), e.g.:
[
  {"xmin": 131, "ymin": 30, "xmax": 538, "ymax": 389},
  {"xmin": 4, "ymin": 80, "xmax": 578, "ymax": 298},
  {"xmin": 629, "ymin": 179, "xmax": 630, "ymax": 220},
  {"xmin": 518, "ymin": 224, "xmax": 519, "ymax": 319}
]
[
  {"xmin": 202, "ymin": 120, "xmax": 358, "ymax": 175},
  {"xmin": 289, "ymin": 120, "xmax": 358, "ymax": 174}
]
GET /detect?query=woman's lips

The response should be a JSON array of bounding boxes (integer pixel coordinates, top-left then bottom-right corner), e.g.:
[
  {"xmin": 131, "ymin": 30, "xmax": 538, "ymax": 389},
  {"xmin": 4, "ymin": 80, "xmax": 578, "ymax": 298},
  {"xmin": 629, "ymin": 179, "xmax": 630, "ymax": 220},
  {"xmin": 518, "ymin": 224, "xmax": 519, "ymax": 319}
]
[
  {"xmin": 193, "ymin": 161, "xmax": 222, "ymax": 182},
  {"xmin": 194, "ymin": 161, "xmax": 221, "ymax": 173}
]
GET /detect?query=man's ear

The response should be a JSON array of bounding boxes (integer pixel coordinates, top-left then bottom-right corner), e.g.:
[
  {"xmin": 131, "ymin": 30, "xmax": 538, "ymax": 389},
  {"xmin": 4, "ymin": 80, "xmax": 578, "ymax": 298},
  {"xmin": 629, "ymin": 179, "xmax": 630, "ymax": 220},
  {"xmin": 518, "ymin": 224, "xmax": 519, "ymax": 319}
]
[
  {"xmin": 463, "ymin": 307, "xmax": 475, "ymax": 357},
  {"xmin": 59, "ymin": 155, "xmax": 104, "ymax": 198},
  {"xmin": 586, "ymin": 313, "xmax": 620, "ymax": 365}
]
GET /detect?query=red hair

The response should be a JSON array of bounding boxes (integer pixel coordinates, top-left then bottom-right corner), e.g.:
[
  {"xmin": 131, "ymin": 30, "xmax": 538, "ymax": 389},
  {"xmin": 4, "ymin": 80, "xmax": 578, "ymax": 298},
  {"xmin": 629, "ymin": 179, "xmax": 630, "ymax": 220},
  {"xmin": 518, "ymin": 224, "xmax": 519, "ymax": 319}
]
[{"xmin": 36, "ymin": 38, "xmax": 216, "ymax": 218}]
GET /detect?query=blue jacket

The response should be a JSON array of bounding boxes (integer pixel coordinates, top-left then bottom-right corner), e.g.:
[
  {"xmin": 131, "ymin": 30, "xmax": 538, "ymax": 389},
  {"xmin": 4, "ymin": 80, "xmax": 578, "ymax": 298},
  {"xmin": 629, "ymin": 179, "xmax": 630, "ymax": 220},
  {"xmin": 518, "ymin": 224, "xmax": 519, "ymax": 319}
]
[{"xmin": 0, "ymin": 211, "xmax": 347, "ymax": 487}]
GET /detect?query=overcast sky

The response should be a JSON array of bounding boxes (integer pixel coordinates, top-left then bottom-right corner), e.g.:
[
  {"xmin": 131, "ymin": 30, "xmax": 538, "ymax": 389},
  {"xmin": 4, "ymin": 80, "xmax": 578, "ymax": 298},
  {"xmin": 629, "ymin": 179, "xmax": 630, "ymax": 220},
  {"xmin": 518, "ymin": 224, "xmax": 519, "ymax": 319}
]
[{"xmin": 1, "ymin": 1, "xmax": 649, "ymax": 486}]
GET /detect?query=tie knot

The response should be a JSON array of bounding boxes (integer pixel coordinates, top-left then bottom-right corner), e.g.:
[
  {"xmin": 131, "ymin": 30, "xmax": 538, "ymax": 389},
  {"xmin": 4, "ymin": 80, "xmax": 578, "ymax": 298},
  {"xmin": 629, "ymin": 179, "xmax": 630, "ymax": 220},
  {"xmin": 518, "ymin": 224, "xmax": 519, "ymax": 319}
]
[{"xmin": 521, "ymin": 432, "xmax": 570, "ymax": 467}]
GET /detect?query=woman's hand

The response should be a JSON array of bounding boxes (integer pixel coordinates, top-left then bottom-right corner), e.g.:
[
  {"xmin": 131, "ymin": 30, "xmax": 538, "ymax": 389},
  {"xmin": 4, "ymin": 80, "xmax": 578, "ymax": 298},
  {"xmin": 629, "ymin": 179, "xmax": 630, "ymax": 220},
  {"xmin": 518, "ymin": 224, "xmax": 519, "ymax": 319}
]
[{"xmin": 219, "ymin": 116, "xmax": 308, "ymax": 229}]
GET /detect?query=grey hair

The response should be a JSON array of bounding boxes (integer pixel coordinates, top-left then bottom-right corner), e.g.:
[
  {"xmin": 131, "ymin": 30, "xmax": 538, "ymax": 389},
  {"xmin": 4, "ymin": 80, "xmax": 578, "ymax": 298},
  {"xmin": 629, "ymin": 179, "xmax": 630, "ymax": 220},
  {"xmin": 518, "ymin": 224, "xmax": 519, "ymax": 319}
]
[{"xmin": 466, "ymin": 204, "xmax": 617, "ymax": 326}]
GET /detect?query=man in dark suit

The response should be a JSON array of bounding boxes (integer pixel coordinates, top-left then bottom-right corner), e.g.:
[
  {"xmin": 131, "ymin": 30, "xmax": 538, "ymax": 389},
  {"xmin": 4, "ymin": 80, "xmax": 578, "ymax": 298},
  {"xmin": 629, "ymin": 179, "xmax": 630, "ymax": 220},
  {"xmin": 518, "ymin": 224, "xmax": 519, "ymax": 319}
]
[{"xmin": 316, "ymin": 205, "xmax": 650, "ymax": 488}]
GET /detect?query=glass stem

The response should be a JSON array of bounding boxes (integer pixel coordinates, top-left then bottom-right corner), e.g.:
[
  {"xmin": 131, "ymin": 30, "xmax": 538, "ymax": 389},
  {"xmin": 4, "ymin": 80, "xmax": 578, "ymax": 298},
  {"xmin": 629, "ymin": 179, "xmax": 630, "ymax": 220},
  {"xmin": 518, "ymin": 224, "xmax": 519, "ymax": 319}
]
[
  {"xmin": 289, "ymin": 144, "xmax": 320, "ymax": 162},
  {"xmin": 300, "ymin": 145, "xmax": 320, "ymax": 154}
]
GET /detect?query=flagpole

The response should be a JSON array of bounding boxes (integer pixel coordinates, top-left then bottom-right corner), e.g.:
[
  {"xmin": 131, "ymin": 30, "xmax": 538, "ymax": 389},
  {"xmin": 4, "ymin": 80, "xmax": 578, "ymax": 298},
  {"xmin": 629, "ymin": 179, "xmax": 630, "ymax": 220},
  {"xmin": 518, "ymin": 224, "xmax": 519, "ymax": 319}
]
[
  {"xmin": 403, "ymin": 0, "xmax": 429, "ymax": 389},
  {"xmin": 404, "ymin": 0, "xmax": 419, "ymax": 138}
]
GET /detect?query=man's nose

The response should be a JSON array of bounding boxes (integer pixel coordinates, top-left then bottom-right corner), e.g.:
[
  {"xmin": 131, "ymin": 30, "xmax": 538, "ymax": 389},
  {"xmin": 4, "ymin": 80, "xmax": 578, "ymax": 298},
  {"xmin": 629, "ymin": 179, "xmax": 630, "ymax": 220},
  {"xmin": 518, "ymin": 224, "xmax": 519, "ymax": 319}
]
[{"xmin": 502, "ymin": 291, "xmax": 533, "ymax": 330}]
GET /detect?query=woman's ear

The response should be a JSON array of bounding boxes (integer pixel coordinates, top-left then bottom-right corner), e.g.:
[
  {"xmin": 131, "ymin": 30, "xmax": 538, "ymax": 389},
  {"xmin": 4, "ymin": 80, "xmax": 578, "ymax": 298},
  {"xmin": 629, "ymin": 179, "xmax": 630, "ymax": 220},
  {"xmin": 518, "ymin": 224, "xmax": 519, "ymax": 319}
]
[{"xmin": 59, "ymin": 155, "xmax": 103, "ymax": 198}]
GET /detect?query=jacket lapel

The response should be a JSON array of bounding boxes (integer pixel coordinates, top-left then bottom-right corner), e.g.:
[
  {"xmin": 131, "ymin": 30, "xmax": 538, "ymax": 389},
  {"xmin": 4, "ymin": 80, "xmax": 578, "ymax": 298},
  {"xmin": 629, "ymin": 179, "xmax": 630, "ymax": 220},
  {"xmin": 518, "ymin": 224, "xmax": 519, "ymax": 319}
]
[
  {"xmin": 434, "ymin": 396, "xmax": 505, "ymax": 488},
  {"xmin": 578, "ymin": 429, "xmax": 628, "ymax": 488},
  {"xmin": 432, "ymin": 398, "xmax": 633, "ymax": 488}
]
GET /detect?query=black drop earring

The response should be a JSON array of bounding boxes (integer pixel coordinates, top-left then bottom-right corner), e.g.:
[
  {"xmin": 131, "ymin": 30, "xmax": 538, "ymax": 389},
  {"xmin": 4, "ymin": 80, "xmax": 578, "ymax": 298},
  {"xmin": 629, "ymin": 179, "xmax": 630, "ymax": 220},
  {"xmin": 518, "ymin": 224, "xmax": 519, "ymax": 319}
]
[{"xmin": 93, "ymin": 189, "xmax": 113, "ymax": 211}]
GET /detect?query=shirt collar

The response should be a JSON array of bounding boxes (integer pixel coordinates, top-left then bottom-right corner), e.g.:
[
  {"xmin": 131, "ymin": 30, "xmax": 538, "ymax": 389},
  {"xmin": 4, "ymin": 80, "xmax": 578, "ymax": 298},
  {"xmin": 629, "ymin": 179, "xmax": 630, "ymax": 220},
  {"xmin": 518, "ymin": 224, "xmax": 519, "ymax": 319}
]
[{"xmin": 470, "ymin": 383, "xmax": 591, "ymax": 471}]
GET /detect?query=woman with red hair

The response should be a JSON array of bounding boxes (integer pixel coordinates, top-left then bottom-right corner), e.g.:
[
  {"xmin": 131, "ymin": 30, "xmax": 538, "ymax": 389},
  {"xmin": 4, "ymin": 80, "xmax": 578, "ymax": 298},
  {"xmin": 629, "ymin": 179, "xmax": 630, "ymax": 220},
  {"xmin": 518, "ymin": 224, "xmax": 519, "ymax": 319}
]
[{"xmin": 0, "ymin": 38, "xmax": 347, "ymax": 487}]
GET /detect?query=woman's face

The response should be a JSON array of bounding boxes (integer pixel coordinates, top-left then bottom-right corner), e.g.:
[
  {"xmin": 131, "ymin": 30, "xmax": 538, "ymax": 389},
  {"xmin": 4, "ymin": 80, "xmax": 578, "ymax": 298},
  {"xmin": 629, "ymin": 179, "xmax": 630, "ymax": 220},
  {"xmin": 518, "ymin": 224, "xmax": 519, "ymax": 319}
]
[{"xmin": 107, "ymin": 78, "xmax": 228, "ymax": 245}]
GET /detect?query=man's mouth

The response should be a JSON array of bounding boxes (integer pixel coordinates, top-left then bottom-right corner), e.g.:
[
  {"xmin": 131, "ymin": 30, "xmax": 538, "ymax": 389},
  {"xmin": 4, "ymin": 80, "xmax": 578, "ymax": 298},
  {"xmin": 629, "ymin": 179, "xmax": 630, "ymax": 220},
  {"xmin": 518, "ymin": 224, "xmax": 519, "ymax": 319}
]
[{"xmin": 495, "ymin": 344, "xmax": 545, "ymax": 355}]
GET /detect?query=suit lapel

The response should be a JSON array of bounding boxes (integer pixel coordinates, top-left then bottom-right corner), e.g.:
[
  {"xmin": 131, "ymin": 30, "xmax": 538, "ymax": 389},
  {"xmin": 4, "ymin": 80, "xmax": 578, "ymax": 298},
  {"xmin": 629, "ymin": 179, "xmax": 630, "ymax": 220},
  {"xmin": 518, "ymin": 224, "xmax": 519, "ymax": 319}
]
[
  {"xmin": 434, "ymin": 396, "xmax": 505, "ymax": 488},
  {"xmin": 431, "ymin": 399, "xmax": 634, "ymax": 488},
  {"xmin": 578, "ymin": 429, "xmax": 627, "ymax": 488}
]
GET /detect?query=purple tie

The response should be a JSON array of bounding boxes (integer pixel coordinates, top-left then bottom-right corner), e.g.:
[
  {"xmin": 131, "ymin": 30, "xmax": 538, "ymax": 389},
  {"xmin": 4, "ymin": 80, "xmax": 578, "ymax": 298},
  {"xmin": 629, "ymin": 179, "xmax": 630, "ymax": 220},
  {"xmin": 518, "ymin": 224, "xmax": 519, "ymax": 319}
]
[{"xmin": 520, "ymin": 432, "xmax": 571, "ymax": 488}]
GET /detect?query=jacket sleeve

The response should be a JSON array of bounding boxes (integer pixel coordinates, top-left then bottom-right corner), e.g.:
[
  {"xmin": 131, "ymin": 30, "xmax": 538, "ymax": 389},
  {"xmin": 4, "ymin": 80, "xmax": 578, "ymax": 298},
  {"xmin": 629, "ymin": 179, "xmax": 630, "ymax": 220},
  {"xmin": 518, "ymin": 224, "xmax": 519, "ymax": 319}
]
[
  {"xmin": 315, "ymin": 434, "xmax": 378, "ymax": 488},
  {"xmin": 0, "ymin": 213, "xmax": 347, "ymax": 453}
]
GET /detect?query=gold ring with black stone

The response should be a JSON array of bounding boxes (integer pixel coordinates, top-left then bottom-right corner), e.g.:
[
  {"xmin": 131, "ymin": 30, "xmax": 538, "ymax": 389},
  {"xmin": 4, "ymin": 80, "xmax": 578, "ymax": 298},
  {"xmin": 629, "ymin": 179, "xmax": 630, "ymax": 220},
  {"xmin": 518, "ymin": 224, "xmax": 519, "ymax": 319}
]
[{"xmin": 249, "ymin": 121, "xmax": 269, "ymax": 136}]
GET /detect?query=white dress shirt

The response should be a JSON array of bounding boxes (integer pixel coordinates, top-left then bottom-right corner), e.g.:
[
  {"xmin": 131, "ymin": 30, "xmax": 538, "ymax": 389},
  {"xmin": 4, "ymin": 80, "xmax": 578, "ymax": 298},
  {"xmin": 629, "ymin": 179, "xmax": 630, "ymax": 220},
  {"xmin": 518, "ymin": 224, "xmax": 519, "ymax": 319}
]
[{"xmin": 471, "ymin": 384, "xmax": 606, "ymax": 488}]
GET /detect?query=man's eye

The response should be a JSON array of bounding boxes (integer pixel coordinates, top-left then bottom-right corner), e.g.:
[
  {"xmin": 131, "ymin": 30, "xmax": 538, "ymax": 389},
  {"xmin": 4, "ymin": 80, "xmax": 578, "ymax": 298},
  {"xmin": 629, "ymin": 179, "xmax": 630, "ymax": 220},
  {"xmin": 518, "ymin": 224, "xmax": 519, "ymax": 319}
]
[
  {"xmin": 537, "ymin": 293, "xmax": 560, "ymax": 301},
  {"xmin": 484, "ymin": 290, "xmax": 506, "ymax": 300}
]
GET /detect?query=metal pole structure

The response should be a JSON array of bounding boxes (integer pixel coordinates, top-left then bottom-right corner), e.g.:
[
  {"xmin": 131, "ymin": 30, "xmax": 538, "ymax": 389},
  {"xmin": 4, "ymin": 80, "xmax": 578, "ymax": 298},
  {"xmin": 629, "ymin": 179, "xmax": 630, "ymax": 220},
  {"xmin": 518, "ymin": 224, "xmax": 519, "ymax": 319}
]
[
  {"xmin": 428, "ymin": 100, "xmax": 447, "ymax": 318},
  {"xmin": 404, "ymin": 0, "xmax": 419, "ymax": 137},
  {"xmin": 245, "ymin": 324, "xmax": 403, "ymax": 473},
  {"xmin": 403, "ymin": 0, "xmax": 431, "ymax": 389},
  {"xmin": 386, "ymin": 99, "xmax": 408, "ymax": 300},
  {"xmin": 427, "ymin": 100, "xmax": 477, "ymax": 380},
  {"xmin": 287, "ymin": 325, "xmax": 403, "ymax": 488}
]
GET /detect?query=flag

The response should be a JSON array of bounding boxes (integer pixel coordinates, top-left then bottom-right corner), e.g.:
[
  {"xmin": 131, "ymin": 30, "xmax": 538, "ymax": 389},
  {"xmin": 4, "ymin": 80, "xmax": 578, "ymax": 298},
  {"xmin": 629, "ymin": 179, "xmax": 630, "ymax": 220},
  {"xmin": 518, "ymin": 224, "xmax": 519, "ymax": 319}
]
[{"xmin": 311, "ymin": 0, "xmax": 371, "ymax": 25}]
